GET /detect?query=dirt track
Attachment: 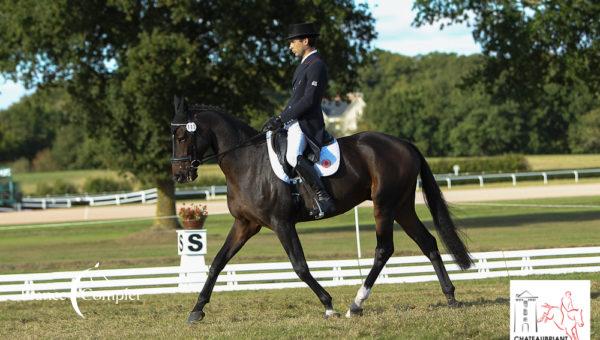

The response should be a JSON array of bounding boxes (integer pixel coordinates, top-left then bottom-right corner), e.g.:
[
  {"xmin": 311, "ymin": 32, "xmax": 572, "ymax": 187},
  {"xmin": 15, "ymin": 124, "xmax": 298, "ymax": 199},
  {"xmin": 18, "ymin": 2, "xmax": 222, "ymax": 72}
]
[{"xmin": 1, "ymin": 183, "xmax": 599, "ymax": 226}]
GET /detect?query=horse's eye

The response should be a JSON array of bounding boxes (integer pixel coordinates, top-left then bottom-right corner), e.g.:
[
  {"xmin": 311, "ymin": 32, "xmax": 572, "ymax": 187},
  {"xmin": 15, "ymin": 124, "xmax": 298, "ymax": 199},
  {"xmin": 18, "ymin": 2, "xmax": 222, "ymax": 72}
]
[{"xmin": 177, "ymin": 137, "xmax": 186, "ymax": 143}]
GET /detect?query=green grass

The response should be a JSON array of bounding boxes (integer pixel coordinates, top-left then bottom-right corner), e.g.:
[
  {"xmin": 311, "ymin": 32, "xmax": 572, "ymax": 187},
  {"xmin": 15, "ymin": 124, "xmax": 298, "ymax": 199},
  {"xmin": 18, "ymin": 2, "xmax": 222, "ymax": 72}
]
[
  {"xmin": 1, "ymin": 196, "xmax": 599, "ymax": 274},
  {"xmin": 13, "ymin": 169, "xmax": 133, "ymax": 195},
  {"xmin": 1, "ymin": 196, "xmax": 599, "ymax": 338},
  {"xmin": 0, "ymin": 272, "xmax": 598, "ymax": 339}
]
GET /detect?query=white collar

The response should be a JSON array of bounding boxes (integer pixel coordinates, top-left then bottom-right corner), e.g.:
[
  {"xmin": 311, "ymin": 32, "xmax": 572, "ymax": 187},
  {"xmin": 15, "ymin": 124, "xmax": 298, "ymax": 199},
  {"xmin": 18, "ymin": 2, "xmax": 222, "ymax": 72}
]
[{"xmin": 301, "ymin": 49, "xmax": 318, "ymax": 64}]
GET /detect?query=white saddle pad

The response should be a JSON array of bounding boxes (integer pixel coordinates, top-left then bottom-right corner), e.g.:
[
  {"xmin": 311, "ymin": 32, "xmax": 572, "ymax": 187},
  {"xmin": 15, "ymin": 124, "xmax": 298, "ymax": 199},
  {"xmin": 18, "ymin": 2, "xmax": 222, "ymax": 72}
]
[{"xmin": 266, "ymin": 131, "xmax": 341, "ymax": 184}]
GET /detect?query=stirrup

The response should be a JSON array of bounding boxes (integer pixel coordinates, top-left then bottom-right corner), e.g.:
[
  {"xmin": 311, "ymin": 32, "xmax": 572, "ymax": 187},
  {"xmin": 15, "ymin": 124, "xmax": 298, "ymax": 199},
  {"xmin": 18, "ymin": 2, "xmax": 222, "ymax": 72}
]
[
  {"xmin": 310, "ymin": 199, "xmax": 326, "ymax": 219},
  {"xmin": 310, "ymin": 197, "xmax": 334, "ymax": 219}
]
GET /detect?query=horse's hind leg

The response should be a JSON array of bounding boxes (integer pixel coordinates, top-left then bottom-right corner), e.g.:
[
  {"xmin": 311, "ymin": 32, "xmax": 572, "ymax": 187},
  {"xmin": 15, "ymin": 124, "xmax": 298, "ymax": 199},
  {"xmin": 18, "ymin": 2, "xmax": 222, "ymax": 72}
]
[
  {"xmin": 395, "ymin": 206, "xmax": 457, "ymax": 306},
  {"xmin": 346, "ymin": 204, "xmax": 395, "ymax": 317},
  {"xmin": 274, "ymin": 224, "xmax": 340, "ymax": 318}
]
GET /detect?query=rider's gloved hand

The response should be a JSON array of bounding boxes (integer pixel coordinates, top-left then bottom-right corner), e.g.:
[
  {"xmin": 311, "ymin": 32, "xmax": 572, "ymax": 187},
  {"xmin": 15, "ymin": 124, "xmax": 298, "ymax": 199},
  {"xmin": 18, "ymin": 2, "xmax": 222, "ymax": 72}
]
[{"xmin": 262, "ymin": 116, "xmax": 283, "ymax": 132}]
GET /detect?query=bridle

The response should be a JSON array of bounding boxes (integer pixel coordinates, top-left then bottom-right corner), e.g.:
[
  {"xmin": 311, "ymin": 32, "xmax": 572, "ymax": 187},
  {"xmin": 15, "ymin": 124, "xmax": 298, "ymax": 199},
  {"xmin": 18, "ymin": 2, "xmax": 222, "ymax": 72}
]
[
  {"xmin": 170, "ymin": 119, "xmax": 268, "ymax": 169},
  {"xmin": 170, "ymin": 121, "xmax": 202, "ymax": 168}
]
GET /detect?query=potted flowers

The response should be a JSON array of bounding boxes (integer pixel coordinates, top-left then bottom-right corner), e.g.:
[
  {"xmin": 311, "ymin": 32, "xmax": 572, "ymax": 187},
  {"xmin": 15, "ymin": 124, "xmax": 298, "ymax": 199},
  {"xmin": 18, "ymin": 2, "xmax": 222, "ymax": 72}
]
[{"xmin": 178, "ymin": 203, "xmax": 208, "ymax": 229}]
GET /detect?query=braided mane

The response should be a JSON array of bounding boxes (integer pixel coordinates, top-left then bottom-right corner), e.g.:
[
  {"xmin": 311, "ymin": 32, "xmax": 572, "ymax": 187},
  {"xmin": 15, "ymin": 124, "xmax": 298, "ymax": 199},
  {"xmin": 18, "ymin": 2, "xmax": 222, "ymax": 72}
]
[{"xmin": 188, "ymin": 104, "xmax": 258, "ymax": 138}]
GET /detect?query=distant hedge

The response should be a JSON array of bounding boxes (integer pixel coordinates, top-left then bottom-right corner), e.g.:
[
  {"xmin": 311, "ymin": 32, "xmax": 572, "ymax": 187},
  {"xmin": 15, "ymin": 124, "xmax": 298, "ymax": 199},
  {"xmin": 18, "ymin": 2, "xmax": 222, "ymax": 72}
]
[
  {"xmin": 35, "ymin": 180, "xmax": 79, "ymax": 196},
  {"xmin": 83, "ymin": 177, "xmax": 133, "ymax": 194},
  {"xmin": 428, "ymin": 154, "xmax": 530, "ymax": 174}
]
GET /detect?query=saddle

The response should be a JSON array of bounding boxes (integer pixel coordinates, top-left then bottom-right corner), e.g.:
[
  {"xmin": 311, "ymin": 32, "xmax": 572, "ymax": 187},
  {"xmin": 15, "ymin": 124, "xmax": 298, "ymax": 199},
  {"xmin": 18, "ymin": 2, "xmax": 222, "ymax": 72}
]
[
  {"xmin": 266, "ymin": 129, "xmax": 341, "ymax": 184},
  {"xmin": 271, "ymin": 129, "xmax": 294, "ymax": 178}
]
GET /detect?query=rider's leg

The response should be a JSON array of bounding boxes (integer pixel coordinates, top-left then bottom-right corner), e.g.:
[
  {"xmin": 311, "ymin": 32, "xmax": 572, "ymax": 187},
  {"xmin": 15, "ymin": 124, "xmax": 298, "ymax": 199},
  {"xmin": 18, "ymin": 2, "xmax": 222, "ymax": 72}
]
[
  {"xmin": 285, "ymin": 121, "xmax": 306, "ymax": 168},
  {"xmin": 286, "ymin": 122, "xmax": 335, "ymax": 218}
]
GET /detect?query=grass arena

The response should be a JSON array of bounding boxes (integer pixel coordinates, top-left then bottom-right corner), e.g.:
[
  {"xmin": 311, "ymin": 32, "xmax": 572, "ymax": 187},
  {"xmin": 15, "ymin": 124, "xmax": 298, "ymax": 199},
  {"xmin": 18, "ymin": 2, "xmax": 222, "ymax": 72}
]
[{"xmin": 1, "ymin": 189, "xmax": 599, "ymax": 338}]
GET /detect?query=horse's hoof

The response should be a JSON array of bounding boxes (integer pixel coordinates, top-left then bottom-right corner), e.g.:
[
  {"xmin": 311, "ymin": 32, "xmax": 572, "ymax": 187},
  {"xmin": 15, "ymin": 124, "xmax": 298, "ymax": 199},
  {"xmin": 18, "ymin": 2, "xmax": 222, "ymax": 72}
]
[
  {"xmin": 323, "ymin": 310, "xmax": 341, "ymax": 319},
  {"xmin": 345, "ymin": 307, "xmax": 363, "ymax": 318},
  {"xmin": 447, "ymin": 299, "xmax": 460, "ymax": 308},
  {"xmin": 187, "ymin": 310, "xmax": 205, "ymax": 324},
  {"xmin": 446, "ymin": 293, "xmax": 459, "ymax": 308}
]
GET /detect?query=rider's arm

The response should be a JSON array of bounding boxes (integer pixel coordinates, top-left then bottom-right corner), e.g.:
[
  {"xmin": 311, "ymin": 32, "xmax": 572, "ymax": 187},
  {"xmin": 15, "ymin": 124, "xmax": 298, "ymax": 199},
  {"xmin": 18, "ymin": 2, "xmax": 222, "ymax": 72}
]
[{"xmin": 280, "ymin": 61, "xmax": 327, "ymax": 123}]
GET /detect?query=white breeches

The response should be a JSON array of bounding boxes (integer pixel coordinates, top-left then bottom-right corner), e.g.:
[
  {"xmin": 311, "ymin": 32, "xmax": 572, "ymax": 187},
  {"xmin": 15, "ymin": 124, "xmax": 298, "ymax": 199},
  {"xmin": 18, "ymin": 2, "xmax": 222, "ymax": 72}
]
[{"xmin": 285, "ymin": 121, "xmax": 307, "ymax": 168}]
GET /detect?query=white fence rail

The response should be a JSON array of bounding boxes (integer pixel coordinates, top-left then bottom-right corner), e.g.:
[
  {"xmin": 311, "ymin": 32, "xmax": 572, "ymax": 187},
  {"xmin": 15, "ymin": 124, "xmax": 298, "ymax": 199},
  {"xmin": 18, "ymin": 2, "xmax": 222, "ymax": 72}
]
[
  {"xmin": 20, "ymin": 186, "xmax": 226, "ymax": 209},
  {"xmin": 424, "ymin": 168, "xmax": 600, "ymax": 189},
  {"xmin": 1, "ymin": 246, "xmax": 598, "ymax": 302},
  {"xmin": 21, "ymin": 189, "xmax": 158, "ymax": 209}
]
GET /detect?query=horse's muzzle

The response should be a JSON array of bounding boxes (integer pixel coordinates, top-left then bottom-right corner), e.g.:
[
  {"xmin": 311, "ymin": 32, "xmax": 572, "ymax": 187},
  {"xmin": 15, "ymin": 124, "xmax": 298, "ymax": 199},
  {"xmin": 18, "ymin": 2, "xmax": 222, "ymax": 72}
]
[{"xmin": 172, "ymin": 162, "xmax": 198, "ymax": 183}]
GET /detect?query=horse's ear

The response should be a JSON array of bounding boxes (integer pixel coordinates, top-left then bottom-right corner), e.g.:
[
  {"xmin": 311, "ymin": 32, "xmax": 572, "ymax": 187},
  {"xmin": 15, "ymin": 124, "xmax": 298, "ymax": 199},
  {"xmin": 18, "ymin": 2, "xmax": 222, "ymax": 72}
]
[{"xmin": 173, "ymin": 95, "xmax": 188, "ymax": 123}]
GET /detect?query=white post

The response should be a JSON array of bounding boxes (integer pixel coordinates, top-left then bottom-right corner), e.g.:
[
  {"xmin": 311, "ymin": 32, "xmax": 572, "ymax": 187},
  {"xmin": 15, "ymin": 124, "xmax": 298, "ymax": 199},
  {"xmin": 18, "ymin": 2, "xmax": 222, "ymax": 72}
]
[
  {"xmin": 478, "ymin": 176, "xmax": 484, "ymax": 187},
  {"xmin": 446, "ymin": 178, "xmax": 451, "ymax": 189},
  {"xmin": 542, "ymin": 172, "xmax": 548, "ymax": 184},
  {"xmin": 573, "ymin": 170, "xmax": 579, "ymax": 183},
  {"xmin": 141, "ymin": 191, "xmax": 146, "ymax": 204},
  {"xmin": 511, "ymin": 174, "xmax": 517, "ymax": 186},
  {"xmin": 354, "ymin": 206, "xmax": 364, "ymax": 281},
  {"xmin": 354, "ymin": 207, "xmax": 362, "ymax": 259}
]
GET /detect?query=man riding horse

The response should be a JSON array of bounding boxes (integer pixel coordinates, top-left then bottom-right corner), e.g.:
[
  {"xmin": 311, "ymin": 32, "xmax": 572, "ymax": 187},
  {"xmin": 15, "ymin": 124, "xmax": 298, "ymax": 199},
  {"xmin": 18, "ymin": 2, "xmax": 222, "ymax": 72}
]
[{"xmin": 263, "ymin": 22, "xmax": 335, "ymax": 218}]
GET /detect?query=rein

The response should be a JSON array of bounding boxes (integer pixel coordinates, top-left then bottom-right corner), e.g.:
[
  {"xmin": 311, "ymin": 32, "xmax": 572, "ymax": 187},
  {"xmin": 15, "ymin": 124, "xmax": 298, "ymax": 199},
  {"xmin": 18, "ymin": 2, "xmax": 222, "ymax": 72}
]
[{"xmin": 196, "ymin": 130, "xmax": 268, "ymax": 165}]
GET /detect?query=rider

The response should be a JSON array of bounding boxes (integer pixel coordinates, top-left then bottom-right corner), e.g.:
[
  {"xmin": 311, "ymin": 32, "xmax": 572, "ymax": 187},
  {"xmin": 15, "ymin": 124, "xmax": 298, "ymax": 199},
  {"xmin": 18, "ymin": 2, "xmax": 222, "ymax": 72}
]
[{"xmin": 263, "ymin": 22, "xmax": 335, "ymax": 218}]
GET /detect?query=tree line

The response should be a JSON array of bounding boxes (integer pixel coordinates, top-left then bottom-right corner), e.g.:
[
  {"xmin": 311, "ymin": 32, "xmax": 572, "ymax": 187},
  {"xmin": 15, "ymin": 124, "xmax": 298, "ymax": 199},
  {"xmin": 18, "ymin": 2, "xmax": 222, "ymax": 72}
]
[
  {"xmin": 3, "ymin": 48, "xmax": 598, "ymax": 169},
  {"xmin": 360, "ymin": 50, "xmax": 600, "ymax": 156}
]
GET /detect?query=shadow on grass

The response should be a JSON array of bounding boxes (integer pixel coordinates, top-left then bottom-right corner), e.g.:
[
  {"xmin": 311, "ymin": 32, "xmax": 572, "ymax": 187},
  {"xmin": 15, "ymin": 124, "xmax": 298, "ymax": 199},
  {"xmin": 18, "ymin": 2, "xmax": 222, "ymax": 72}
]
[
  {"xmin": 297, "ymin": 210, "xmax": 600, "ymax": 235},
  {"xmin": 456, "ymin": 210, "xmax": 600, "ymax": 229},
  {"xmin": 428, "ymin": 297, "xmax": 510, "ymax": 309}
]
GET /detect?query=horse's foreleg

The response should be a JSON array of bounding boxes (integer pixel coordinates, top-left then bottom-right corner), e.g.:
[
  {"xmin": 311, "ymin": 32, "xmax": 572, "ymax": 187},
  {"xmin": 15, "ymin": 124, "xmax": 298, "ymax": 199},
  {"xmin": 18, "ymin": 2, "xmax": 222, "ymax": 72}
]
[
  {"xmin": 188, "ymin": 218, "xmax": 260, "ymax": 324},
  {"xmin": 396, "ymin": 207, "xmax": 457, "ymax": 306},
  {"xmin": 346, "ymin": 205, "xmax": 395, "ymax": 317},
  {"xmin": 275, "ymin": 225, "xmax": 339, "ymax": 318}
]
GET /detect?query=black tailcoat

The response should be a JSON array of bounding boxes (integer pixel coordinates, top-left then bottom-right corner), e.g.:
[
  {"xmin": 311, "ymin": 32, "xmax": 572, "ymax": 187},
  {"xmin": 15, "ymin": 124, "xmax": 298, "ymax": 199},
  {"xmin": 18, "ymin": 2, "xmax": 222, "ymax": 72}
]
[{"xmin": 280, "ymin": 52, "xmax": 328, "ymax": 162}]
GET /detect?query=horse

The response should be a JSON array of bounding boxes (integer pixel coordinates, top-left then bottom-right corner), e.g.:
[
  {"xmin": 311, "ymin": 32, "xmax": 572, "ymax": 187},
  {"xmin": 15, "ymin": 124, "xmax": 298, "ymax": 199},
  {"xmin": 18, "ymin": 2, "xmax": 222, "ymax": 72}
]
[
  {"xmin": 170, "ymin": 101, "xmax": 473, "ymax": 323},
  {"xmin": 538, "ymin": 303, "xmax": 585, "ymax": 340}
]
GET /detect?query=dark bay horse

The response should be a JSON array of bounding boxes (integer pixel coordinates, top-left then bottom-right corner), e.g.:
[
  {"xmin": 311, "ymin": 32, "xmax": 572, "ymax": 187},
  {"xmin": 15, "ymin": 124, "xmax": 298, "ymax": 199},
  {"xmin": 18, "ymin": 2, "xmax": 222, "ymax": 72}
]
[{"xmin": 171, "ymin": 102, "xmax": 472, "ymax": 323}]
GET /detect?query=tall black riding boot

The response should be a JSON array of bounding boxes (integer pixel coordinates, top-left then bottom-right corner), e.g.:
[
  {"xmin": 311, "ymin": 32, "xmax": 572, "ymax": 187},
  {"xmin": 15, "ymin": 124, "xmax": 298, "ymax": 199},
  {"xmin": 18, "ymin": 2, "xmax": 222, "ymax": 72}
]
[{"xmin": 295, "ymin": 155, "xmax": 335, "ymax": 219}]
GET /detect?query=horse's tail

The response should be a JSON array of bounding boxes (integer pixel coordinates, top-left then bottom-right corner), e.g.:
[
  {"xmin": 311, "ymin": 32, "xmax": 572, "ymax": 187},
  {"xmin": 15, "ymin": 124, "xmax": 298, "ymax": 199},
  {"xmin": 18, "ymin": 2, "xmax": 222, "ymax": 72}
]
[{"xmin": 414, "ymin": 146, "xmax": 473, "ymax": 270}]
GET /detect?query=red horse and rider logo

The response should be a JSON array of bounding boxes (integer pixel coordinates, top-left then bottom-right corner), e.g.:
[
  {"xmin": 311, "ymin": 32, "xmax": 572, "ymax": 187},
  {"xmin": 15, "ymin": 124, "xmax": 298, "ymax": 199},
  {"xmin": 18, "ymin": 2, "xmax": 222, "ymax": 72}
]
[{"xmin": 538, "ymin": 291, "xmax": 585, "ymax": 340}]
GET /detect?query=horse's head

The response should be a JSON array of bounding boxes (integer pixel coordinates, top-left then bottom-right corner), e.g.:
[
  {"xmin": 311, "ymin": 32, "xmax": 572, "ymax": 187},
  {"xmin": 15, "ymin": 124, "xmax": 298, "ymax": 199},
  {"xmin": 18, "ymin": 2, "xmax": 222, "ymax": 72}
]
[{"xmin": 170, "ymin": 97, "xmax": 212, "ymax": 183}]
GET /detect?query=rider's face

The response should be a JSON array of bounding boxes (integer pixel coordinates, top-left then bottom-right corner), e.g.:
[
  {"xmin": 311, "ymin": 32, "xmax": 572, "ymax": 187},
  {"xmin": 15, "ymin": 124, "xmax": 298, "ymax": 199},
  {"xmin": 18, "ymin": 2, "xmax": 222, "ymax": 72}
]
[{"xmin": 289, "ymin": 38, "xmax": 308, "ymax": 58}]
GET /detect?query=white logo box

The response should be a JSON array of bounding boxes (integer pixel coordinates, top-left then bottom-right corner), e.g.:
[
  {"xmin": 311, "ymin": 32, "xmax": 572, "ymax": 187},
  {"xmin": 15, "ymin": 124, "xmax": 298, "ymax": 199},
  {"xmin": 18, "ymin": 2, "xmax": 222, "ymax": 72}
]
[{"xmin": 510, "ymin": 280, "xmax": 590, "ymax": 340}]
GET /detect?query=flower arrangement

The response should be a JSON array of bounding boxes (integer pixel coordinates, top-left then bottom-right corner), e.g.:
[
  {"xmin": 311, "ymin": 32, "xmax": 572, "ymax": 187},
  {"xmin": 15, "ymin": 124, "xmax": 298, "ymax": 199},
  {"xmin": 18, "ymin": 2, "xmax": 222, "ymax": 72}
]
[{"xmin": 178, "ymin": 203, "xmax": 208, "ymax": 229}]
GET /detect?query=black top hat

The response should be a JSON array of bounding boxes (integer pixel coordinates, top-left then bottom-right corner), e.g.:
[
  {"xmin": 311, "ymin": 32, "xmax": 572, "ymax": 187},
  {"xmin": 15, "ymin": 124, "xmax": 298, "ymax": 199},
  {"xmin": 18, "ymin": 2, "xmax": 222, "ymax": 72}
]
[{"xmin": 286, "ymin": 22, "xmax": 320, "ymax": 40}]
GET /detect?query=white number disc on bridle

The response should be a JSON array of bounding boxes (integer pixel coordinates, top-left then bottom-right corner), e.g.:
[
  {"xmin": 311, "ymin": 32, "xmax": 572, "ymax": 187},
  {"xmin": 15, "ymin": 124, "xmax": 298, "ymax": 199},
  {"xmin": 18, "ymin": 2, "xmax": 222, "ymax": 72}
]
[{"xmin": 186, "ymin": 122, "xmax": 197, "ymax": 132}]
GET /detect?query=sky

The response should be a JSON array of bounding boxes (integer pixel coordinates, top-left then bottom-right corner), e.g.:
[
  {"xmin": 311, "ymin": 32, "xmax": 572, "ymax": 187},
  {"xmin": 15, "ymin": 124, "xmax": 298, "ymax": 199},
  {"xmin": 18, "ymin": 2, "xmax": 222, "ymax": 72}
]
[{"xmin": 0, "ymin": 0, "xmax": 480, "ymax": 110}]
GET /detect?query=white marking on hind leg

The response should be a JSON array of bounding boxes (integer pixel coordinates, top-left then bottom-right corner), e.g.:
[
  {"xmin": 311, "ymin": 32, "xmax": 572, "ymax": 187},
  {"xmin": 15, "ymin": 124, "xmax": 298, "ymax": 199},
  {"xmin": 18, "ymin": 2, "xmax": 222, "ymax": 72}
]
[
  {"xmin": 354, "ymin": 285, "xmax": 371, "ymax": 308},
  {"xmin": 345, "ymin": 285, "xmax": 371, "ymax": 317}
]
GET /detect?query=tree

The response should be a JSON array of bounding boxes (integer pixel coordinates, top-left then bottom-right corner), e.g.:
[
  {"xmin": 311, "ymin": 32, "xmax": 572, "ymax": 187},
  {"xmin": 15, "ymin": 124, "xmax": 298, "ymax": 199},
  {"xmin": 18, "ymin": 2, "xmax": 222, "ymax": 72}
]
[
  {"xmin": 0, "ymin": 1, "xmax": 376, "ymax": 228},
  {"xmin": 569, "ymin": 107, "xmax": 600, "ymax": 153},
  {"xmin": 360, "ymin": 50, "xmax": 523, "ymax": 156},
  {"xmin": 0, "ymin": 89, "xmax": 66, "ymax": 163},
  {"xmin": 413, "ymin": 0, "xmax": 600, "ymax": 153}
]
